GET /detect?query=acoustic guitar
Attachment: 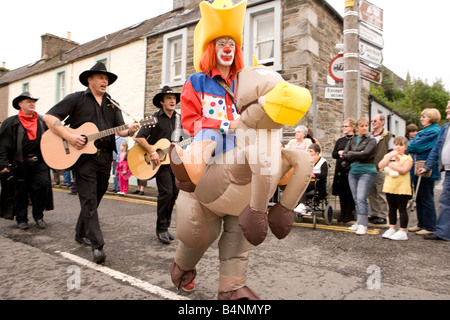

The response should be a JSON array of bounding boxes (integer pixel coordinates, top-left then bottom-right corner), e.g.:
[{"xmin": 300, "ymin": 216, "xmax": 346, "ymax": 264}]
[
  {"xmin": 128, "ymin": 137, "xmax": 193, "ymax": 180},
  {"xmin": 40, "ymin": 116, "xmax": 157, "ymax": 170}
]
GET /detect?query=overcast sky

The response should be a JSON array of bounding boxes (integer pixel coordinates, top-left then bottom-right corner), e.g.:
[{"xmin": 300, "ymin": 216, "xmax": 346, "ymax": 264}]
[{"xmin": 1, "ymin": 0, "xmax": 449, "ymax": 92}]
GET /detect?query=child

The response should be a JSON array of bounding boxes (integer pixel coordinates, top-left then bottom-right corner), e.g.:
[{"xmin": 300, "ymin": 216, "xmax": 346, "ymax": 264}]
[
  {"xmin": 378, "ymin": 136, "xmax": 413, "ymax": 240},
  {"xmin": 116, "ymin": 142, "xmax": 132, "ymax": 195}
]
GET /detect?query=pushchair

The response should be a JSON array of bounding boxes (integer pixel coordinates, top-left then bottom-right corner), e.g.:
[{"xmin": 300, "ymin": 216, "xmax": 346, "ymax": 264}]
[{"xmin": 293, "ymin": 163, "xmax": 333, "ymax": 229}]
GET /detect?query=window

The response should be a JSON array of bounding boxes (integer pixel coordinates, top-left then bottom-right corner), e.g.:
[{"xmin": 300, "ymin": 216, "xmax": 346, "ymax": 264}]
[
  {"xmin": 56, "ymin": 71, "xmax": 65, "ymax": 101},
  {"xmin": 22, "ymin": 82, "xmax": 29, "ymax": 93},
  {"xmin": 162, "ymin": 28, "xmax": 187, "ymax": 87},
  {"xmin": 244, "ymin": 0, "xmax": 281, "ymax": 70}
]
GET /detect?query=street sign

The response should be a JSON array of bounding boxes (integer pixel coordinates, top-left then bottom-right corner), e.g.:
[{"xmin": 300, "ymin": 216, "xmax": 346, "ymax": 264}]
[
  {"xmin": 324, "ymin": 87, "xmax": 344, "ymax": 100},
  {"xmin": 360, "ymin": 62, "xmax": 382, "ymax": 85},
  {"xmin": 360, "ymin": 0, "xmax": 383, "ymax": 31},
  {"xmin": 359, "ymin": 40, "xmax": 383, "ymax": 66},
  {"xmin": 329, "ymin": 54, "xmax": 344, "ymax": 82},
  {"xmin": 359, "ymin": 22, "xmax": 384, "ymax": 49}
]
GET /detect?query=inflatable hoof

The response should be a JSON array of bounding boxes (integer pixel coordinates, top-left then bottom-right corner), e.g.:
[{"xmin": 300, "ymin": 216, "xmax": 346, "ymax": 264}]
[
  {"xmin": 170, "ymin": 261, "xmax": 197, "ymax": 290},
  {"xmin": 268, "ymin": 202, "xmax": 294, "ymax": 239},
  {"xmin": 238, "ymin": 205, "xmax": 268, "ymax": 246},
  {"xmin": 217, "ymin": 286, "xmax": 261, "ymax": 300}
]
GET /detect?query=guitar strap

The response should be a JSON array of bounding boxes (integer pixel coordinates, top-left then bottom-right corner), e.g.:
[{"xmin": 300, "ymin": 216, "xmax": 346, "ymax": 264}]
[{"xmin": 214, "ymin": 75, "xmax": 236, "ymax": 107}]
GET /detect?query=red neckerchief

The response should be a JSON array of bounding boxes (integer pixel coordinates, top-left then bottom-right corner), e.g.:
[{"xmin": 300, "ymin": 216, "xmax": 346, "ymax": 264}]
[{"xmin": 18, "ymin": 110, "xmax": 38, "ymax": 140}]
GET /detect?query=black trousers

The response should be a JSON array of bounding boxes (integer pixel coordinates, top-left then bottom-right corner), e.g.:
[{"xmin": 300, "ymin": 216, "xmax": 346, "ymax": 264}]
[
  {"xmin": 386, "ymin": 193, "xmax": 410, "ymax": 229},
  {"xmin": 15, "ymin": 161, "xmax": 51, "ymax": 223},
  {"xmin": 74, "ymin": 151, "xmax": 112, "ymax": 250},
  {"xmin": 155, "ymin": 165, "xmax": 178, "ymax": 232}
]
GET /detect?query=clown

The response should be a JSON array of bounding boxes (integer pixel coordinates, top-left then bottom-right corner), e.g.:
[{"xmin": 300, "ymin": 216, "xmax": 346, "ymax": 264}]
[
  {"xmin": 180, "ymin": 0, "xmax": 246, "ymax": 156},
  {"xmin": 169, "ymin": 0, "xmax": 313, "ymax": 300}
]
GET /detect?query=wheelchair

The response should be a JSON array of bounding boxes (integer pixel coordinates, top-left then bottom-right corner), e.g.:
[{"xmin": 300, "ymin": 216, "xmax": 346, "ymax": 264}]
[{"xmin": 293, "ymin": 176, "xmax": 333, "ymax": 229}]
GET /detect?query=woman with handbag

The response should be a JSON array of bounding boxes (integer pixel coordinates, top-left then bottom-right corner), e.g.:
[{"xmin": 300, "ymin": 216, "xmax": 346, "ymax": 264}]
[
  {"xmin": 407, "ymin": 108, "xmax": 441, "ymax": 235},
  {"xmin": 332, "ymin": 118, "xmax": 356, "ymax": 223}
]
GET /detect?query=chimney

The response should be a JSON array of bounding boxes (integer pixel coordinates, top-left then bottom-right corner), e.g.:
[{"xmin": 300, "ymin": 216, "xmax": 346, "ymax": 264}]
[
  {"xmin": 67, "ymin": 32, "xmax": 71, "ymax": 41},
  {"xmin": 2, "ymin": 62, "xmax": 5, "ymax": 69},
  {"xmin": 41, "ymin": 33, "xmax": 79, "ymax": 60},
  {"xmin": 173, "ymin": 0, "xmax": 205, "ymax": 11}
]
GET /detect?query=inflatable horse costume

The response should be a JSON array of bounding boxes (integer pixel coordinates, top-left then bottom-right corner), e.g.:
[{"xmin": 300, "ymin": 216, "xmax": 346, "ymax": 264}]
[{"xmin": 169, "ymin": 0, "xmax": 313, "ymax": 300}]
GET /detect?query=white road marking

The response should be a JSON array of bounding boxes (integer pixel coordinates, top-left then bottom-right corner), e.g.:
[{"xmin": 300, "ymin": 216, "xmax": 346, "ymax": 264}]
[{"xmin": 56, "ymin": 251, "xmax": 189, "ymax": 300}]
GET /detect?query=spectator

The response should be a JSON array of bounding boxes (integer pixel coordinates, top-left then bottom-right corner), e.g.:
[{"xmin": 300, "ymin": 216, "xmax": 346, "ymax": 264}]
[
  {"xmin": 286, "ymin": 125, "xmax": 312, "ymax": 151},
  {"xmin": 294, "ymin": 143, "xmax": 327, "ymax": 214},
  {"xmin": 405, "ymin": 123, "xmax": 418, "ymax": 140},
  {"xmin": 112, "ymin": 133, "xmax": 127, "ymax": 193},
  {"xmin": 332, "ymin": 118, "xmax": 356, "ymax": 223},
  {"xmin": 417, "ymin": 102, "xmax": 450, "ymax": 241},
  {"xmin": 368, "ymin": 114, "xmax": 394, "ymax": 225},
  {"xmin": 116, "ymin": 142, "xmax": 132, "ymax": 195},
  {"xmin": 343, "ymin": 118, "xmax": 377, "ymax": 235},
  {"xmin": 407, "ymin": 108, "xmax": 441, "ymax": 235},
  {"xmin": 378, "ymin": 136, "xmax": 413, "ymax": 240}
]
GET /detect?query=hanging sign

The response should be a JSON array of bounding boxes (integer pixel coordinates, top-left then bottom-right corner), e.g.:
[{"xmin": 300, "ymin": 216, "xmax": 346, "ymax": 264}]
[{"xmin": 360, "ymin": 0, "xmax": 383, "ymax": 31}]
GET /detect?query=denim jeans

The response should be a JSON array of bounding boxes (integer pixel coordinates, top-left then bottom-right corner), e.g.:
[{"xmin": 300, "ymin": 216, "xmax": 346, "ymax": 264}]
[
  {"xmin": 348, "ymin": 173, "xmax": 377, "ymax": 226},
  {"xmin": 435, "ymin": 171, "xmax": 450, "ymax": 240}
]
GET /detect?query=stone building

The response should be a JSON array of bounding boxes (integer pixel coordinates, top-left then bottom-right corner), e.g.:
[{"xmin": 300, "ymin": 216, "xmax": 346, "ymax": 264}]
[{"xmin": 0, "ymin": 0, "xmax": 402, "ymax": 156}]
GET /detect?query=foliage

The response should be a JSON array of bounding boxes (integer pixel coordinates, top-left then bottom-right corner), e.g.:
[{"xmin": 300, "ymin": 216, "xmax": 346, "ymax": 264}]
[{"xmin": 370, "ymin": 70, "xmax": 450, "ymax": 128}]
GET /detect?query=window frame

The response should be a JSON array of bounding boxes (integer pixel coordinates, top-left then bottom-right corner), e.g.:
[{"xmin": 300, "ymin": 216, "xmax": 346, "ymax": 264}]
[
  {"xmin": 162, "ymin": 28, "xmax": 187, "ymax": 88},
  {"xmin": 244, "ymin": 0, "xmax": 281, "ymax": 70}
]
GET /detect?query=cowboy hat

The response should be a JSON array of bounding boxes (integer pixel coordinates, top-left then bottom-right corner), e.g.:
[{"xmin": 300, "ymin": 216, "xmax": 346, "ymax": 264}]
[
  {"xmin": 12, "ymin": 92, "xmax": 39, "ymax": 110},
  {"xmin": 79, "ymin": 62, "xmax": 118, "ymax": 87},
  {"xmin": 193, "ymin": 0, "xmax": 247, "ymax": 72},
  {"xmin": 153, "ymin": 86, "xmax": 181, "ymax": 108}
]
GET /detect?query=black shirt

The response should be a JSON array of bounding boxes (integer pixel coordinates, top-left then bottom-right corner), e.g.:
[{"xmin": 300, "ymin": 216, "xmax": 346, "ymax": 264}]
[
  {"xmin": 136, "ymin": 108, "xmax": 181, "ymax": 145},
  {"xmin": 46, "ymin": 89, "xmax": 125, "ymax": 152}
]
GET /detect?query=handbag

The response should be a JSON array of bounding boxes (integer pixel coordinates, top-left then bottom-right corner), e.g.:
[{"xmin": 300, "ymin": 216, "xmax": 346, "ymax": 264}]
[{"xmin": 414, "ymin": 158, "xmax": 432, "ymax": 178}]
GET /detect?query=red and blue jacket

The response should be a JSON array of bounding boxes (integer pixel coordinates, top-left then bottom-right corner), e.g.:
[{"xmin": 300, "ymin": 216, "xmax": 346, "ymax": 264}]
[{"xmin": 180, "ymin": 67, "xmax": 239, "ymax": 136}]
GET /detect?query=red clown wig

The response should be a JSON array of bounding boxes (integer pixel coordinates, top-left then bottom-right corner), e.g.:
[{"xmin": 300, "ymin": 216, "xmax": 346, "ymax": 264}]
[{"xmin": 199, "ymin": 40, "xmax": 244, "ymax": 79}]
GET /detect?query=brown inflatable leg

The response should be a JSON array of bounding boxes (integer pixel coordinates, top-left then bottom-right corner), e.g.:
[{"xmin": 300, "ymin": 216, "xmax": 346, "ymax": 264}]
[{"xmin": 218, "ymin": 215, "xmax": 259, "ymax": 299}]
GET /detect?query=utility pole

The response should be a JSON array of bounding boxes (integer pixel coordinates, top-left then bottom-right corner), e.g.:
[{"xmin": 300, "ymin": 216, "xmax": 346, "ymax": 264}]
[{"xmin": 343, "ymin": 0, "xmax": 360, "ymax": 119}]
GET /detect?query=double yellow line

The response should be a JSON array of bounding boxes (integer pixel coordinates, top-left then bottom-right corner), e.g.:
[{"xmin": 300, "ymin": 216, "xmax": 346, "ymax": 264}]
[{"xmin": 293, "ymin": 222, "xmax": 380, "ymax": 234}]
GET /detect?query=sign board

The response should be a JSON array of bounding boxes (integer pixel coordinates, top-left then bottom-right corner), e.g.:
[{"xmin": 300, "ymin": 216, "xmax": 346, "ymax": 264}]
[
  {"xmin": 359, "ymin": 40, "xmax": 383, "ymax": 66},
  {"xmin": 360, "ymin": 0, "xmax": 383, "ymax": 31},
  {"xmin": 359, "ymin": 22, "xmax": 384, "ymax": 48},
  {"xmin": 360, "ymin": 62, "xmax": 382, "ymax": 85},
  {"xmin": 345, "ymin": 0, "xmax": 354, "ymax": 7},
  {"xmin": 328, "ymin": 54, "xmax": 344, "ymax": 82},
  {"xmin": 325, "ymin": 87, "xmax": 344, "ymax": 100}
]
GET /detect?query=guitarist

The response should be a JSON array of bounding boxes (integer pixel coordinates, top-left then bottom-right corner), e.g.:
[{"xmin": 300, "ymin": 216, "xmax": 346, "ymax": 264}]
[
  {"xmin": 43, "ymin": 62, "xmax": 140, "ymax": 264},
  {"xmin": 135, "ymin": 86, "xmax": 182, "ymax": 245}
]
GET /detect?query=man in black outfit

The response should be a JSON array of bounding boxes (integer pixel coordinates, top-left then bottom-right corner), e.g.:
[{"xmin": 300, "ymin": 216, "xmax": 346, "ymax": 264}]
[
  {"xmin": 44, "ymin": 62, "xmax": 139, "ymax": 263},
  {"xmin": 0, "ymin": 92, "xmax": 53, "ymax": 228},
  {"xmin": 135, "ymin": 86, "xmax": 182, "ymax": 244}
]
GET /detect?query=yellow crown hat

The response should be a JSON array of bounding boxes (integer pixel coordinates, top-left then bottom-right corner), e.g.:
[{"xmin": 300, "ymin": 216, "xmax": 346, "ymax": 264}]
[{"xmin": 193, "ymin": 0, "xmax": 247, "ymax": 72}]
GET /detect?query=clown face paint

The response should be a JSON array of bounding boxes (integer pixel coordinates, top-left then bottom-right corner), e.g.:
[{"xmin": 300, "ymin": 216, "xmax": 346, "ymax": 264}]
[{"xmin": 215, "ymin": 37, "xmax": 235, "ymax": 67}]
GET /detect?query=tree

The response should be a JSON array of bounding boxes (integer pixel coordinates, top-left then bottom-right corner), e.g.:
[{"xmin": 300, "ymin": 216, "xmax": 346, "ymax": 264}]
[{"xmin": 370, "ymin": 74, "xmax": 450, "ymax": 128}]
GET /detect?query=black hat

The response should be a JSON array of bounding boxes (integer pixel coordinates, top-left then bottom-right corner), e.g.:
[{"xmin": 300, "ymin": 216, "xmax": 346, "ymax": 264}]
[
  {"xmin": 12, "ymin": 92, "xmax": 39, "ymax": 110},
  {"xmin": 152, "ymin": 86, "xmax": 181, "ymax": 108},
  {"xmin": 79, "ymin": 62, "xmax": 118, "ymax": 87}
]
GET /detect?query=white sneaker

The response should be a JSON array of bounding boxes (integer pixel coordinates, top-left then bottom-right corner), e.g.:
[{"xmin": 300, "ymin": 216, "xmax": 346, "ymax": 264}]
[
  {"xmin": 348, "ymin": 223, "xmax": 358, "ymax": 231},
  {"xmin": 294, "ymin": 203, "xmax": 306, "ymax": 214},
  {"xmin": 356, "ymin": 225, "xmax": 367, "ymax": 235},
  {"xmin": 382, "ymin": 229, "xmax": 397, "ymax": 239},
  {"xmin": 389, "ymin": 230, "xmax": 408, "ymax": 240}
]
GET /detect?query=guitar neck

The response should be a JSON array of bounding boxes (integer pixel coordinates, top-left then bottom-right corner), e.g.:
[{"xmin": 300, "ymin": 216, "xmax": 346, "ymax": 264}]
[{"xmin": 87, "ymin": 124, "xmax": 129, "ymax": 142}]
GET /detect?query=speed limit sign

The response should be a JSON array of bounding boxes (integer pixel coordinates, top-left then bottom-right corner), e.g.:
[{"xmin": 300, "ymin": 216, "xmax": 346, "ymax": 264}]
[{"xmin": 329, "ymin": 54, "xmax": 344, "ymax": 82}]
